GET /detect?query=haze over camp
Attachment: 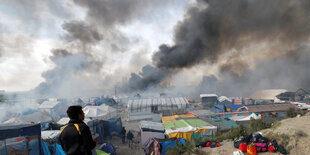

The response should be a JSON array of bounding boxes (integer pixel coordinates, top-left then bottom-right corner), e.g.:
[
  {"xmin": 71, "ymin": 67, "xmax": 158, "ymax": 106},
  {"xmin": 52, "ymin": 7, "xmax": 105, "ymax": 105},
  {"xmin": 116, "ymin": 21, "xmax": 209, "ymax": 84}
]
[{"xmin": 1, "ymin": 0, "xmax": 310, "ymax": 155}]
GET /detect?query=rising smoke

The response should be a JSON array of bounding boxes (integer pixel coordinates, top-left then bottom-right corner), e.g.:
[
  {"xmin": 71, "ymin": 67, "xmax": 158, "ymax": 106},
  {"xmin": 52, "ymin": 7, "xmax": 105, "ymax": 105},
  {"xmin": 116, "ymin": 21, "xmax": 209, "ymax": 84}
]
[{"xmin": 128, "ymin": 0, "xmax": 310, "ymax": 95}]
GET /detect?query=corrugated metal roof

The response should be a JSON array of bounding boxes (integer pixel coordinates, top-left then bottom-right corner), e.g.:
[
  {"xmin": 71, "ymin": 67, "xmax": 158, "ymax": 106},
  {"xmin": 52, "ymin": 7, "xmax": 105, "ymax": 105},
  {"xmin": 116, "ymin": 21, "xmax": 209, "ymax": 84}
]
[
  {"xmin": 246, "ymin": 103, "xmax": 295, "ymax": 112},
  {"xmin": 128, "ymin": 97, "xmax": 189, "ymax": 111},
  {"xmin": 200, "ymin": 94, "xmax": 218, "ymax": 98}
]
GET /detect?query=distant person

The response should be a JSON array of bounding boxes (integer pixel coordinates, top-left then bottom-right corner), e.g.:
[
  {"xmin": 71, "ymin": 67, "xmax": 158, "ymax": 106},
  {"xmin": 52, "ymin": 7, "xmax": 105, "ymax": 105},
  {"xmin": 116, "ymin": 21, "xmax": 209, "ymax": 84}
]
[
  {"xmin": 120, "ymin": 127, "xmax": 126, "ymax": 144},
  {"xmin": 127, "ymin": 131, "xmax": 134, "ymax": 149},
  {"xmin": 59, "ymin": 105, "xmax": 98, "ymax": 155}
]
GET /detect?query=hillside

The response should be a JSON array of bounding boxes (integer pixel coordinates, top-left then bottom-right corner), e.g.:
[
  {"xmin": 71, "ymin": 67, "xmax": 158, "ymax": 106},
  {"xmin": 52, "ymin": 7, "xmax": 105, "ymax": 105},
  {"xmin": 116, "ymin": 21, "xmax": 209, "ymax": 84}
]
[{"xmin": 202, "ymin": 116, "xmax": 310, "ymax": 155}]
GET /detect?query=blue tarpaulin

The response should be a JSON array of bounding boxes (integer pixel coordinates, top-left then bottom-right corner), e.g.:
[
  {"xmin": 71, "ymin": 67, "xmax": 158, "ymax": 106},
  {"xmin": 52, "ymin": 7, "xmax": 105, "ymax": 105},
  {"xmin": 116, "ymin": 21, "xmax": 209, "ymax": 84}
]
[
  {"xmin": 51, "ymin": 144, "xmax": 66, "ymax": 155},
  {"xmin": 108, "ymin": 118, "xmax": 122, "ymax": 135},
  {"xmin": 41, "ymin": 142, "xmax": 51, "ymax": 155},
  {"xmin": 99, "ymin": 142, "xmax": 116, "ymax": 154},
  {"xmin": 159, "ymin": 138, "xmax": 186, "ymax": 155},
  {"xmin": 214, "ymin": 104, "xmax": 246, "ymax": 113}
]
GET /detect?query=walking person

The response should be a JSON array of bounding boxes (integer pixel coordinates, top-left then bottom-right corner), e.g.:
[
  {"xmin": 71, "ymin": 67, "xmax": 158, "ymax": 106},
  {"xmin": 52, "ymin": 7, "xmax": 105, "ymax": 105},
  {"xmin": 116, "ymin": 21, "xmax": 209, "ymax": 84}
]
[
  {"xmin": 120, "ymin": 127, "xmax": 126, "ymax": 144},
  {"xmin": 59, "ymin": 105, "xmax": 98, "ymax": 155},
  {"xmin": 127, "ymin": 131, "xmax": 134, "ymax": 149}
]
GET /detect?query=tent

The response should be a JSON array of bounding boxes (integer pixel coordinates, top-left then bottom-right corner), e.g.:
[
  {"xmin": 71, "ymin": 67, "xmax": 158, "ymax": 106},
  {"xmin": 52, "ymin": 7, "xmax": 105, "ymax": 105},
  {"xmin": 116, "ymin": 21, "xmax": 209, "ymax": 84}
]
[
  {"xmin": 95, "ymin": 98, "xmax": 118, "ymax": 106},
  {"xmin": 159, "ymin": 138, "xmax": 186, "ymax": 155},
  {"xmin": 38, "ymin": 99, "xmax": 68, "ymax": 120},
  {"xmin": 83, "ymin": 106, "xmax": 117, "ymax": 120},
  {"xmin": 107, "ymin": 118, "xmax": 122, "ymax": 135},
  {"xmin": 163, "ymin": 118, "xmax": 217, "ymax": 142},
  {"xmin": 230, "ymin": 113, "xmax": 261, "ymax": 121},
  {"xmin": 140, "ymin": 121, "xmax": 165, "ymax": 148},
  {"xmin": 0, "ymin": 124, "xmax": 42, "ymax": 155},
  {"xmin": 161, "ymin": 114, "xmax": 196, "ymax": 123},
  {"xmin": 3, "ymin": 111, "xmax": 52, "ymax": 125},
  {"xmin": 41, "ymin": 130, "xmax": 60, "ymax": 143},
  {"xmin": 214, "ymin": 105, "xmax": 247, "ymax": 113},
  {"xmin": 56, "ymin": 117, "xmax": 70, "ymax": 125}
]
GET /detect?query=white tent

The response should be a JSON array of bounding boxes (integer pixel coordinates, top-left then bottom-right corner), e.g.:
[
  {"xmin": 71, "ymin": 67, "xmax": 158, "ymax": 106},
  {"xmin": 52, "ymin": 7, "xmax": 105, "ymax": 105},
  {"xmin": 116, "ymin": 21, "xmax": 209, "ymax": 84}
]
[
  {"xmin": 57, "ymin": 117, "xmax": 70, "ymax": 125},
  {"xmin": 230, "ymin": 113, "xmax": 261, "ymax": 122},
  {"xmin": 83, "ymin": 105, "xmax": 117, "ymax": 120},
  {"xmin": 3, "ymin": 111, "xmax": 52, "ymax": 124}
]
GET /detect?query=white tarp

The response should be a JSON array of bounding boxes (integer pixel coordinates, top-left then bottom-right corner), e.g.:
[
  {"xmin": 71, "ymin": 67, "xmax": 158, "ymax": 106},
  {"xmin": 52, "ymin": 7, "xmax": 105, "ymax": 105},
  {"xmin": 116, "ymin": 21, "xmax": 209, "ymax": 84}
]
[
  {"xmin": 41, "ymin": 130, "xmax": 60, "ymax": 141},
  {"xmin": 231, "ymin": 113, "xmax": 261, "ymax": 122},
  {"xmin": 57, "ymin": 117, "xmax": 70, "ymax": 125},
  {"xmin": 83, "ymin": 106, "xmax": 117, "ymax": 120},
  {"xmin": 165, "ymin": 125, "xmax": 217, "ymax": 135},
  {"xmin": 3, "ymin": 111, "xmax": 52, "ymax": 124}
]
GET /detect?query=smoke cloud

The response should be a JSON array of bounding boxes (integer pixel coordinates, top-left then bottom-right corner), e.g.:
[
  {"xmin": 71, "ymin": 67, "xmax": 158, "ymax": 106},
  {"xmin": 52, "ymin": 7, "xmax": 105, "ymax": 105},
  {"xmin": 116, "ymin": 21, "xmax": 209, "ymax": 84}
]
[{"xmin": 128, "ymin": 0, "xmax": 310, "ymax": 93}]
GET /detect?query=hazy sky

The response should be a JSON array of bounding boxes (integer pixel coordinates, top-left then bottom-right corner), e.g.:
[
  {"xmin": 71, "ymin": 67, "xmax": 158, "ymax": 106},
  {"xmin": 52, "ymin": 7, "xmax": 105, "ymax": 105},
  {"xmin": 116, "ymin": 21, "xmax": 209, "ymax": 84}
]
[{"xmin": 0, "ymin": 0, "xmax": 192, "ymax": 92}]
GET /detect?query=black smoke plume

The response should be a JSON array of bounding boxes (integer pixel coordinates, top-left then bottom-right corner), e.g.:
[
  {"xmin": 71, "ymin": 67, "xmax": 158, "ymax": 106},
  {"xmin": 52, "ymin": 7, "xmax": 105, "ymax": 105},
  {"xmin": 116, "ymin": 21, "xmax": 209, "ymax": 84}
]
[{"xmin": 129, "ymin": 0, "xmax": 310, "ymax": 92}]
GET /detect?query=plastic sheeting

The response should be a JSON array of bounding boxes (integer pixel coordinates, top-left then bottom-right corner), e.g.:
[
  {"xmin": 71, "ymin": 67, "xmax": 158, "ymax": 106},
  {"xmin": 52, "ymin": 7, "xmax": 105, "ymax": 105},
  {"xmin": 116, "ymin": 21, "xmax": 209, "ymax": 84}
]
[
  {"xmin": 159, "ymin": 138, "xmax": 185, "ymax": 155},
  {"xmin": 140, "ymin": 121, "xmax": 165, "ymax": 132},
  {"xmin": 41, "ymin": 141, "xmax": 51, "ymax": 155},
  {"xmin": 3, "ymin": 111, "xmax": 52, "ymax": 124},
  {"xmin": 51, "ymin": 144, "xmax": 66, "ymax": 155},
  {"xmin": 163, "ymin": 119, "xmax": 217, "ymax": 142},
  {"xmin": 161, "ymin": 114, "xmax": 195, "ymax": 123},
  {"xmin": 83, "ymin": 106, "xmax": 117, "ymax": 120}
]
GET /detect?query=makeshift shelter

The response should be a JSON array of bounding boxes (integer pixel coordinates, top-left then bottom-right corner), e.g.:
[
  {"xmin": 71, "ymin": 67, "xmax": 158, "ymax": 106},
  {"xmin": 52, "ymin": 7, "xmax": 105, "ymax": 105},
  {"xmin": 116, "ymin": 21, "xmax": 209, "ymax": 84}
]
[
  {"xmin": 218, "ymin": 96, "xmax": 233, "ymax": 105},
  {"xmin": 127, "ymin": 97, "xmax": 189, "ymax": 121},
  {"xmin": 163, "ymin": 118, "xmax": 217, "ymax": 142},
  {"xmin": 95, "ymin": 98, "xmax": 118, "ymax": 106},
  {"xmin": 161, "ymin": 114, "xmax": 196, "ymax": 123},
  {"xmin": 229, "ymin": 113, "xmax": 261, "ymax": 121},
  {"xmin": 107, "ymin": 117, "xmax": 122, "ymax": 135},
  {"xmin": 159, "ymin": 138, "xmax": 186, "ymax": 155},
  {"xmin": 38, "ymin": 99, "xmax": 67, "ymax": 120},
  {"xmin": 200, "ymin": 94, "xmax": 218, "ymax": 108},
  {"xmin": 140, "ymin": 121, "xmax": 165, "ymax": 148},
  {"xmin": 83, "ymin": 105, "xmax": 117, "ymax": 120},
  {"xmin": 214, "ymin": 105, "xmax": 247, "ymax": 113},
  {"xmin": 56, "ymin": 117, "xmax": 70, "ymax": 125},
  {"xmin": 3, "ymin": 111, "xmax": 52, "ymax": 125},
  {"xmin": 0, "ymin": 123, "xmax": 42, "ymax": 155}
]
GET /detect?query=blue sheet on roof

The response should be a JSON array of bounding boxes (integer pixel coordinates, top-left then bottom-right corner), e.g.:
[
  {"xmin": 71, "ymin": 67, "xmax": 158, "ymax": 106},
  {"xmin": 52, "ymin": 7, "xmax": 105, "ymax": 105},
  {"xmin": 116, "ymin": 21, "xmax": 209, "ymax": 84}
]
[
  {"xmin": 159, "ymin": 138, "xmax": 185, "ymax": 155},
  {"xmin": 52, "ymin": 144, "xmax": 66, "ymax": 155},
  {"xmin": 215, "ymin": 105, "xmax": 246, "ymax": 113},
  {"xmin": 41, "ymin": 142, "xmax": 51, "ymax": 155}
]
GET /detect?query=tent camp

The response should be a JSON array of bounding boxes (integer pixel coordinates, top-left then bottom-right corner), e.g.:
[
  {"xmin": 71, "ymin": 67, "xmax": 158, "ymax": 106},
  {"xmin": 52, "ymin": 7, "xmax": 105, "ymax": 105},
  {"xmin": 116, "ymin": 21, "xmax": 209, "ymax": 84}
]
[
  {"xmin": 83, "ymin": 105, "xmax": 117, "ymax": 120},
  {"xmin": 163, "ymin": 118, "xmax": 217, "ymax": 142},
  {"xmin": 140, "ymin": 121, "xmax": 165, "ymax": 148},
  {"xmin": 0, "ymin": 124, "xmax": 42, "ymax": 155},
  {"xmin": 3, "ymin": 111, "xmax": 52, "ymax": 125}
]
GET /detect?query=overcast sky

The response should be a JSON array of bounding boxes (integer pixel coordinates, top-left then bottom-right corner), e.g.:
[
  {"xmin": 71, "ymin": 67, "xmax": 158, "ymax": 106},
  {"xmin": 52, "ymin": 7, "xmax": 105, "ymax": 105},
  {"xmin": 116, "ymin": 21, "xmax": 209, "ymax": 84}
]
[{"xmin": 0, "ymin": 0, "xmax": 192, "ymax": 92}]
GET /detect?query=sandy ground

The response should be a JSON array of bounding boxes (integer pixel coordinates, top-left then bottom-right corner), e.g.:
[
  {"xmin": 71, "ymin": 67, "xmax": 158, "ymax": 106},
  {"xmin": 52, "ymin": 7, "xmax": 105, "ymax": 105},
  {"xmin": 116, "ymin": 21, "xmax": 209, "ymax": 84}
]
[{"xmin": 202, "ymin": 116, "xmax": 310, "ymax": 155}]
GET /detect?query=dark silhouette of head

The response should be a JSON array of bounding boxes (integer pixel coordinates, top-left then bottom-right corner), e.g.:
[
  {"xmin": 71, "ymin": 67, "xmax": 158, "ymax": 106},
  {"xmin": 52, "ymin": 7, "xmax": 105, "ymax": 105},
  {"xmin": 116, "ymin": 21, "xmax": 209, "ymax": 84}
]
[{"xmin": 67, "ymin": 105, "xmax": 84, "ymax": 120}]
